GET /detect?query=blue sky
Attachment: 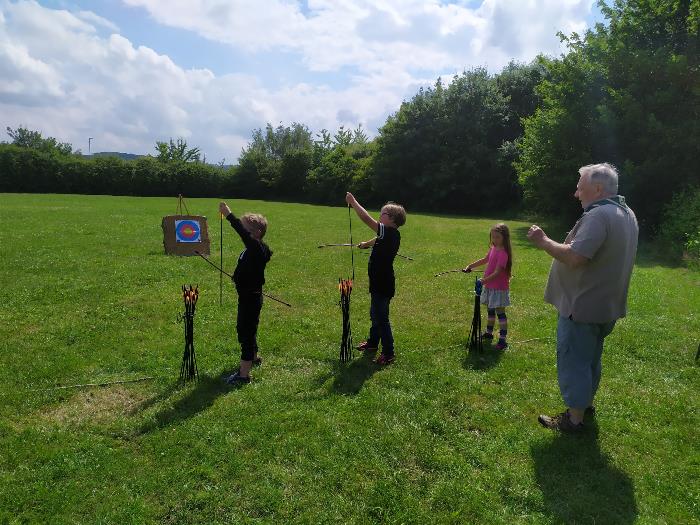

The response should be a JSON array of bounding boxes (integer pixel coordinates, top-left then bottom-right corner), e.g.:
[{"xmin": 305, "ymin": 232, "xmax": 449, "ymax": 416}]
[{"xmin": 1, "ymin": 0, "xmax": 604, "ymax": 161}]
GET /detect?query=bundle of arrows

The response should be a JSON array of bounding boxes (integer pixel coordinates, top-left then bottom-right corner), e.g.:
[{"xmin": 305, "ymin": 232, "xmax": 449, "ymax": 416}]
[
  {"xmin": 179, "ymin": 284, "xmax": 199, "ymax": 382},
  {"xmin": 338, "ymin": 278, "xmax": 354, "ymax": 363}
]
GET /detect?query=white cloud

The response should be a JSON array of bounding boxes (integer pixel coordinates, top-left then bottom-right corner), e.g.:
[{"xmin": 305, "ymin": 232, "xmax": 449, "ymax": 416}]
[
  {"xmin": 0, "ymin": 0, "xmax": 595, "ymax": 160},
  {"xmin": 75, "ymin": 10, "xmax": 120, "ymax": 32},
  {"xmin": 124, "ymin": 0, "xmax": 593, "ymax": 72}
]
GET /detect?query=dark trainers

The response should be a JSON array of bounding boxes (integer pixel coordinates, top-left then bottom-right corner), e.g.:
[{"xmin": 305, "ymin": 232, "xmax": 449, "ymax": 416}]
[
  {"xmin": 495, "ymin": 340, "xmax": 508, "ymax": 350},
  {"xmin": 482, "ymin": 332, "xmax": 494, "ymax": 340},
  {"xmin": 375, "ymin": 354, "xmax": 395, "ymax": 365},
  {"xmin": 538, "ymin": 410, "xmax": 584, "ymax": 433},
  {"xmin": 357, "ymin": 341, "xmax": 378, "ymax": 352},
  {"xmin": 225, "ymin": 372, "xmax": 251, "ymax": 385}
]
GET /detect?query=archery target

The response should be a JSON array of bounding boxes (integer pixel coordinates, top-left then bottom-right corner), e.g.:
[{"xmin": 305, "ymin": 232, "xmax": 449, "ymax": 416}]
[
  {"xmin": 163, "ymin": 214, "xmax": 210, "ymax": 255},
  {"xmin": 175, "ymin": 220, "xmax": 201, "ymax": 243}
]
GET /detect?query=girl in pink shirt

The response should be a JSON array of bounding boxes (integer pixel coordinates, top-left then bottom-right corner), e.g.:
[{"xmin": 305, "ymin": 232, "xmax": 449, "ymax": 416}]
[{"xmin": 464, "ymin": 223, "xmax": 513, "ymax": 350}]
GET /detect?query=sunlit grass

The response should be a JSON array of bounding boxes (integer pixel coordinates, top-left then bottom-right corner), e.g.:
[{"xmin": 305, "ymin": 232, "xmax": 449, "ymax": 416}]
[{"xmin": 0, "ymin": 193, "xmax": 697, "ymax": 523}]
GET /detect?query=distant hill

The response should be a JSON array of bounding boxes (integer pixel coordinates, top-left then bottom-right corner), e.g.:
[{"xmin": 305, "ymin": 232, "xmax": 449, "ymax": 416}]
[
  {"xmin": 89, "ymin": 152, "xmax": 144, "ymax": 160},
  {"xmin": 85, "ymin": 152, "xmax": 234, "ymax": 168}
]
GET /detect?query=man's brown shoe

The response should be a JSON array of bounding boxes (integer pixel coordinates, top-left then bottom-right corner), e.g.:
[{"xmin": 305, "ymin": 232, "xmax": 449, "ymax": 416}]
[{"xmin": 538, "ymin": 410, "xmax": 584, "ymax": 433}]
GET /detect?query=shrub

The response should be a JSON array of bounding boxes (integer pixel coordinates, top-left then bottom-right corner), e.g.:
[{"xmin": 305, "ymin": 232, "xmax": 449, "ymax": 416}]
[{"xmin": 657, "ymin": 186, "xmax": 700, "ymax": 264}]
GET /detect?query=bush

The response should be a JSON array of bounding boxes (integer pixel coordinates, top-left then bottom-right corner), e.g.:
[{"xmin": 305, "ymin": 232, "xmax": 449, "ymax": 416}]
[
  {"xmin": 657, "ymin": 186, "xmax": 700, "ymax": 264},
  {"xmin": 0, "ymin": 144, "xmax": 232, "ymax": 198}
]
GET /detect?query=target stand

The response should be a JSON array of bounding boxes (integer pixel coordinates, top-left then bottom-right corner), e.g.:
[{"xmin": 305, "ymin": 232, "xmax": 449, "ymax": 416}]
[{"xmin": 162, "ymin": 195, "xmax": 210, "ymax": 256}]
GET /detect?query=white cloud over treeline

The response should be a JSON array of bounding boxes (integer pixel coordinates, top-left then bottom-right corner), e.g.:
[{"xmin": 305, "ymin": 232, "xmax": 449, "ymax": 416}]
[{"xmin": 0, "ymin": 0, "xmax": 593, "ymax": 161}]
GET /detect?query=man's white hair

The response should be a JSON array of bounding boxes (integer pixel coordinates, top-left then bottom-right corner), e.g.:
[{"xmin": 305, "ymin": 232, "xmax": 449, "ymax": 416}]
[{"xmin": 580, "ymin": 163, "xmax": 619, "ymax": 195}]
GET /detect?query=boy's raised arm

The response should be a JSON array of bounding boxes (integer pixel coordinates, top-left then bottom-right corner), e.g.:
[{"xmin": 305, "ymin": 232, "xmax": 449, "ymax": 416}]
[
  {"xmin": 219, "ymin": 200, "xmax": 256, "ymax": 249},
  {"xmin": 219, "ymin": 201, "xmax": 232, "ymax": 218},
  {"xmin": 346, "ymin": 192, "xmax": 378, "ymax": 231}
]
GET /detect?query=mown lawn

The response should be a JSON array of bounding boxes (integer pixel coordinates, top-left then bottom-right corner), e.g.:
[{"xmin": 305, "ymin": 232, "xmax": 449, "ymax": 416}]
[{"xmin": 0, "ymin": 193, "xmax": 698, "ymax": 524}]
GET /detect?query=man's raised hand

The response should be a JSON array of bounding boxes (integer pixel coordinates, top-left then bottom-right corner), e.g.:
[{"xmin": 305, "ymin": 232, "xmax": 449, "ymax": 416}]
[{"xmin": 527, "ymin": 225, "xmax": 547, "ymax": 248}]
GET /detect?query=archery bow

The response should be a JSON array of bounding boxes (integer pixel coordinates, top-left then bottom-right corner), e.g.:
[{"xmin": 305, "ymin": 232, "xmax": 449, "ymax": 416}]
[
  {"xmin": 338, "ymin": 205, "xmax": 355, "ymax": 362},
  {"xmin": 220, "ymin": 213, "xmax": 223, "ymax": 306},
  {"xmin": 348, "ymin": 205, "xmax": 355, "ymax": 281},
  {"xmin": 434, "ymin": 268, "xmax": 483, "ymax": 277},
  {"xmin": 193, "ymin": 250, "xmax": 292, "ymax": 307}
]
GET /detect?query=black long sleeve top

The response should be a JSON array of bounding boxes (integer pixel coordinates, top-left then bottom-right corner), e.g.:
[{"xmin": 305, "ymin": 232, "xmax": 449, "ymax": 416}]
[{"xmin": 226, "ymin": 213, "xmax": 272, "ymax": 293}]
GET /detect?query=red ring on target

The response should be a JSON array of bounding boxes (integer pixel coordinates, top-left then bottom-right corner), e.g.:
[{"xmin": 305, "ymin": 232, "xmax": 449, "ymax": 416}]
[{"xmin": 175, "ymin": 220, "xmax": 201, "ymax": 243}]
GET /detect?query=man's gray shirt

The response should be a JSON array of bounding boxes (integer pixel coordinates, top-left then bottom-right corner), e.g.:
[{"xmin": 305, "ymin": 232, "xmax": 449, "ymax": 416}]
[{"xmin": 544, "ymin": 197, "xmax": 639, "ymax": 324}]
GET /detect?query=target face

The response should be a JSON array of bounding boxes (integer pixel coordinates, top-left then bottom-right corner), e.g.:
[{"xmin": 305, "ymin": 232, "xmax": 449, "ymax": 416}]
[{"xmin": 175, "ymin": 220, "xmax": 201, "ymax": 243}]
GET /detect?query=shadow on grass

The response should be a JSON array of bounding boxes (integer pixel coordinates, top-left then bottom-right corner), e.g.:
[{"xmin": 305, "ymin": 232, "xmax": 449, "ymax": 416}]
[
  {"xmin": 631, "ymin": 242, "xmax": 687, "ymax": 270},
  {"xmin": 462, "ymin": 343, "xmax": 504, "ymax": 371},
  {"xmin": 130, "ymin": 381, "xmax": 180, "ymax": 414},
  {"xmin": 330, "ymin": 353, "xmax": 380, "ymax": 395},
  {"xmin": 532, "ymin": 420, "xmax": 637, "ymax": 524},
  {"xmin": 136, "ymin": 373, "xmax": 231, "ymax": 434}
]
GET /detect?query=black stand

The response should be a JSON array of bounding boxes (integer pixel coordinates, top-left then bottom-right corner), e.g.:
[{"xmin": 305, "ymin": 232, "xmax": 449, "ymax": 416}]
[{"xmin": 467, "ymin": 277, "xmax": 483, "ymax": 354}]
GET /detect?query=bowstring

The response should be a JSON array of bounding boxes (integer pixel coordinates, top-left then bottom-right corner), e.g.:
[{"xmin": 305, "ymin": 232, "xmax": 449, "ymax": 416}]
[{"xmin": 348, "ymin": 205, "xmax": 355, "ymax": 281}]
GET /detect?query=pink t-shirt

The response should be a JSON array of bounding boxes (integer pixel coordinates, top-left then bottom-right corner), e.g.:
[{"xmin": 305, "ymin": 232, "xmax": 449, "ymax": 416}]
[{"xmin": 484, "ymin": 247, "xmax": 510, "ymax": 290}]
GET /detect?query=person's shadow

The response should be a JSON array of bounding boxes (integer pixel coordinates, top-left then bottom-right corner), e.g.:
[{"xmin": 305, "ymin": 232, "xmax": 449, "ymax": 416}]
[
  {"xmin": 136, "ymin": 374, "xmax": 231, "ymax": 434},
  {"xmin": 330, "ymin": 352, "xmax": 381, "ymax": 395},
  {"xmin": 462, "ymin": 341, "xmax": 505, "ymax": 370},
  {"xmin": 531, "ymin": 419, "xmax": 638, "ymax": 523}
]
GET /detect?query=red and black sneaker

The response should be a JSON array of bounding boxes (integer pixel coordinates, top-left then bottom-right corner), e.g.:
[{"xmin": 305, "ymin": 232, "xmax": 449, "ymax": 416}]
[
  {"xmin": 357, "ymin": 341, "xmax": 378, "ymax": 352},
  {"xmin": 375, "ymin": 354, "xmax": 395, "ymax": 365}
]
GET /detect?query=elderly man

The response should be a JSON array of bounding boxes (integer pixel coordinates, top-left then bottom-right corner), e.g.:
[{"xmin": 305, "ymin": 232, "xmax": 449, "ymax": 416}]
[{"xmin": 527, "ymin": 163, "xmax": 638, "ymax": 432}]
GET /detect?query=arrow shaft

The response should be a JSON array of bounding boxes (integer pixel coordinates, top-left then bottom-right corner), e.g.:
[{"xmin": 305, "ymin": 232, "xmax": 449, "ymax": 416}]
[
  {"xmin": 195, "ymin": 250, "xmax": 232, "ymax": 278},
  {"xmin": 262, "ymin": 292, "xmax": 292, "ymax": 307},
  {"xmin": 194, "ymin": 250, "xmax": 291, "ymax": 307},
  {"xmin": 321, "ymin": 243, "xmax": 413, "ymax": 260}
]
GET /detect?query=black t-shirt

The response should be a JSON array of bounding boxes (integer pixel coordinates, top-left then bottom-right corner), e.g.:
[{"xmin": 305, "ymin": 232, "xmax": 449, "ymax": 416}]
[
  {"xmin": 368, "ymin": 223, "xmax": 400, "ymax": 298},
  {"xmin": 227, "ymin": 213, "xmax": 272, "ymax": 293}
]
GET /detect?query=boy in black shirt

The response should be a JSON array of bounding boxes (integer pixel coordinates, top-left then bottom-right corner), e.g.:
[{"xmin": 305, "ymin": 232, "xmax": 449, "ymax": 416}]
[
  {"xmin": 219, "ymin": 201, "xmax": 272, "ymax": 384},
  {"xmin": 345, "ymin": 192, "xmax": 406, "ymax": 365}
]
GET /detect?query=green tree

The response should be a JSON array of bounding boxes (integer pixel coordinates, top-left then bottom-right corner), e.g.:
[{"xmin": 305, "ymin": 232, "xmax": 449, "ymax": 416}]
[
  {"xmin": 518, "ymin": 0, "xmax": 700, "ymax": 229},
  {"xmin": 5, "ymin": 126, "xmax": 73, "ymax": 155},
  {"xmin": 372, "ymin": 70, "xmax": 518, "ymax": 213},
  {"xmin": 234, "ymin": 123, "xmax": 314, "ymax": 199},
  {"xmin": 154, "ymin": 138, "xmax": 201, "ymax": 163},
  {"xmin": 516, "ymin": 45, "xmax": 607, "ymax": 222},
  {"xmin": 495, "ymin": 60, "xmax": 549, "ymax": 142}
]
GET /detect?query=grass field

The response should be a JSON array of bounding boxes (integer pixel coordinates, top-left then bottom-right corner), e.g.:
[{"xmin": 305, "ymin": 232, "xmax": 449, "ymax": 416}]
[{"xmin": 0, "ymin": 193, "xmax": 698, "ymax": 524}]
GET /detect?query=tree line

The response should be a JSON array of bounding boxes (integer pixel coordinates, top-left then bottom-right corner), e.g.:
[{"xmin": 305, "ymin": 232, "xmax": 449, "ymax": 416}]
[{"xmin": 1, "ymin": 0, "xmax": 697, "ymax": 259}]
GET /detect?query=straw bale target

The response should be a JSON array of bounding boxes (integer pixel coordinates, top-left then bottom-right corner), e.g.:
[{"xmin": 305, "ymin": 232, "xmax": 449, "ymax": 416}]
[
  {"xmin": 162, "ymin": 195, "xmax": 210, "ymax": 256},
  {"xmin": 162, "ymin": 215, "xmax": 210, "ymax": 256}
]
